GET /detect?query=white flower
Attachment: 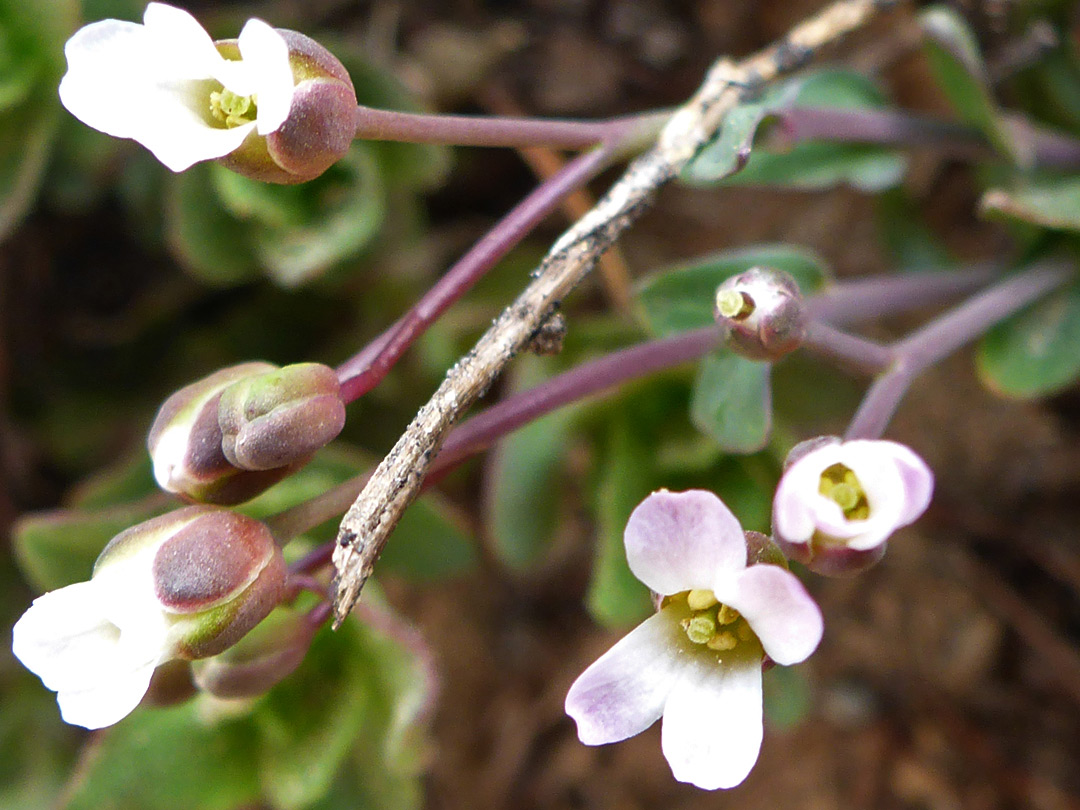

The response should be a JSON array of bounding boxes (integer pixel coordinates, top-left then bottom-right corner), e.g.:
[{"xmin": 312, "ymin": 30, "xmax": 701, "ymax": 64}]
[
  {"xmin": 772, "ymin": 438, "xmax": 933, "ymax": 573},
  {"xmin": 58, "ymin": 3, "xmax": 295, "ymax": 172},
  {"xmin": 565, "ymin": 489, "xmax": 823, "ymax": 790},
  {"xmin": 12, "ymin": 506, "xmax": 286, "ymax": 729}
]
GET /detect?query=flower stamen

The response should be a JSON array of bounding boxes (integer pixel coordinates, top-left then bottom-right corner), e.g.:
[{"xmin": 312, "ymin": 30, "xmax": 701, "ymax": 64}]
[
  {"xmin": 818, "ymin": 462, "xmax": 870, "ymax": 520},
  {"xmin": 676, "ymin": 591, "xmax": 755, "ymax": 654},
  {"xmin": 210, "ymin": 88, "xmax": 257, "ymax": 128}
]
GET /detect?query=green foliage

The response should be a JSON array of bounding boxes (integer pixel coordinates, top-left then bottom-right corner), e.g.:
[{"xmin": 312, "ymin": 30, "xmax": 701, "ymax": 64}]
[
  {"xmin": 920, "ymin": 5, "xmax": 1031, "ymax": 165},
  {"xmin": 484, "ymin": 355, "xmax": 577, "ymax": 570},
  {"xmin": 684, "ymin": 69, "xmax": 906, "ymax": 191},
  {"xmin": 0, "ymin": 0, "xmax": 77, "ymax": 239},
  {"xmin": 635, "ymin": 243, "xmax": 830, "ymax": 336},
  {"xmin": 586, "ymin": 415, "xmax": 655, "ymax": 628},
  {"xmin": 690, "ymin": 351, "xmax": 772, "ymax": 454},
  {"xmin": 57, "ymin": 608, "xmax": 431, "ymax": 810},
  {"xmin": 981, "ymin": 173, "xmax": 1080, "ymax": 232},
  {"xmin": 978, "ymin": 275, "xmax": 1080, "ymax": 397}
]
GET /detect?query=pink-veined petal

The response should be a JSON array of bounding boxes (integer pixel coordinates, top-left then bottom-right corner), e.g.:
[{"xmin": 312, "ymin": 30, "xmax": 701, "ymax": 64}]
[
  {"xmin": 660, "ymin": 643, "xmax": 764, "ymax": 790},
  {"xmin": 720, "ymin": 564, "xmax": 823, "ymax": 666},
  {"xmin": 625, "ymin": 490, "xmax": 746, "ymax": 595},
  {"xmin": 566, "ymin": 611, "xmax": 684, "ymax": 745}
]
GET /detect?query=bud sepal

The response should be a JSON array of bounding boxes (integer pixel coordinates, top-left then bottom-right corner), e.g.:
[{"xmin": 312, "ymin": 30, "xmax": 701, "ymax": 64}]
[{"xmin": 714, "ymin": 267, "xmax": 808, "ymax": 361}]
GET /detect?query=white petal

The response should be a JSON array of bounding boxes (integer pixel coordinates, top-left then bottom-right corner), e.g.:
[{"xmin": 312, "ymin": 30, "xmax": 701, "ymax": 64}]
[
  {"xmin": 237, "ymin": 19, "xmax": 294, "ymax": 134},
  {"xmin": 57, "ymin": 661, "xmax": 158, "ymax": 730},
  {"xmin": 771, "ymin": 444, "xmax": 839, "ymax": 544},
  {"xmin": 721, "ymin": 564, "xmax": 823, "ymax": 666},
  {"xmin": 142, "ymin": 3, "xmax": 227, "ymax": 80},
  {"xmin": 660, "ymin": 644, "xmax": 764, "ymax": 790},
  {"xmin": 565, "ymin": 611, "xmax": 684, "ymax": 745},
  {"xmin": 875, "ymin": 441, "xmax": 934, "ymax": 525},
  {"xmin": 625, "ymin": 490, "xmax": 746, "ymax": 596}
]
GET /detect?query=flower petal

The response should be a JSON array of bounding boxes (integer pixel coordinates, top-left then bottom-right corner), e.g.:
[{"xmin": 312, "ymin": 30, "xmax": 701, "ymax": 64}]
[
  {"xmin": 877, "ymin": 441, "xmax": 934, "ymax": 525},
  {"xmin": 56, "ymin": 660, "xmax": 158, "ymax": 730},
  {"xmin": 142, "ymin": 3, "xmax": 226, "ymax": 80},
  {"xmin": 625, "ymin": 490, "xmax": 746, "ymax": 595},
  {"xmin": 660, "ymin": 643, "xmax": 764, "ymax": 790},
  {"xmin": 236, "ymin": 19, "xmax": 294, "ymax": 134},
  {"xmin": 720, "ymin": 564, "xmax": 823, "ymax": 666},
  {"xmin": 565, "ymin": 611, "xmax": 683, "ymax": 745}
]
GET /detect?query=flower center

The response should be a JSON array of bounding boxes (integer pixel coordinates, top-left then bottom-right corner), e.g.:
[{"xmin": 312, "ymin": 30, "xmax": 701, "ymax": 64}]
[
  {"xmin": 210, "ymin": 88, "xmax": 258, "ymax": 128},
  {"xmin": 715, "ymin": 289, "xmax": 755, "ymax": 320},
  {"xmin": 818, "ymin": 462, "xmax": 870, "ymax": 520},
  {"xmin": 671, "ymin": 589, "xmax": 756, "ymax": 652}
]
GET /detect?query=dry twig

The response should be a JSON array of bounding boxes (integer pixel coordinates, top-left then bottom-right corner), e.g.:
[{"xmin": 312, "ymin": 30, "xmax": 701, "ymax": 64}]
[{"xmin": 332, "ymin": 0, "xmax": 895, "ymax": 625}]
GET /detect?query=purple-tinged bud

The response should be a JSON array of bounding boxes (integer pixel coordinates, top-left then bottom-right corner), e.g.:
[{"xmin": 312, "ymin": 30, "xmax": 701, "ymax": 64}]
[
  {"xmin": 12, "ymin": 506, "xmax": 287, "ymax": 729},
  {"xmin": 218, "ymin": 362, "xmax": 345, "ymax": 471},
  {"xmin": 714, "ymin": 267, "xmax": 808, "ymax": 362},
  {"xmin": 191, "ymin": 605, "xmax": 316, "ymax": 699},
  {"xmin": 772, "ymin": 437, "xmax": 934, "ymax": 576},
  {"xmin": 215, "ymin": 30, "xmax": 357, "ymax": 184},
  {"xmin": 148, "ymin": 362, "xmax": 301, "ymax": 505}
]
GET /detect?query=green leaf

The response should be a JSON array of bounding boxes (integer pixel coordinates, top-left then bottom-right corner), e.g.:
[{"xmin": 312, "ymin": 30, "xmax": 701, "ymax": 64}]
[
  {"xmin": 586, "ymin": 417, "xmax": 654, "ymax": 628},
  {"xmin": 977, "ymin": 277, "xmax": 1080, "ymax": 397},
  {"xmin": 980, "ymin": 173, "xmax": 1080, "ymax": 232},
  {"xmin": 484, "ymin": 356, "xmax": 576, "ymax": 569},
  {"xmin": 13, "ymin": 497, "xmax": 170, "ymax": 592},
  {"xmin": 685, "ymin": 69, "xmax": 905, "ymax": 191},
  {"xmin": 763, "ymin": 665, "xmax": 813, "ymax": 731},
  {"xmin": 636, "ymin": 243, "xmax": 830, "ymax": 336},
  {"xmin": 876, "ymin": 188, "xmax": 955, "ymax": 271},
  {"xmin": 920, "ymin": 5, "xmax": 1030, "ymax": 165},
  {"xmin": 690, "ymin": 351, "xmax": 772, "ymax": 454},
  {"xmin": 61, "ymin": 703, "xmax": 260, "ymax": 810},
  {"xmin": 255, "ymin": 605, "xmax": 431, "ymax": 810}
]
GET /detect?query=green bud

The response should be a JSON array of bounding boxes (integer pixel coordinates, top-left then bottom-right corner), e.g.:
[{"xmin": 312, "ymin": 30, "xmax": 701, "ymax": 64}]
[{"xmin": 218, "ymin": 362, "xmax": 345, "ymax": 471}]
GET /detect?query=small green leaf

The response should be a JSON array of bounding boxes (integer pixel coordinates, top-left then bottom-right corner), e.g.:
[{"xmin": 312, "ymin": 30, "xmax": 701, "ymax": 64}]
[
  {"xmin": 61, "ymin": 703, "xmax": 260, "ymax": 810},
  {"xmin": 485, "ymin": 355, "xmax": 576, "ymax": 569},
  {"xmin": 636, "ymin": 243, "xmax": 830, "ymax": 336},
  {"xmin": 586, "ymin": 417, "xmax": 654, "ymax": 628},
  {"xmin": 920, "ymin": 5, "xmax": 1030, "ymax": 165},
  {"xmin": 763, "ymin": 665, "xmax": 813, "ymax": 731},
  {"xmin": 876, "ymin": 188, "xmax": 955, "ymax": 271},
  {"xmin": 255, "ymin": 605, "xmax": 431, "ymax": 810},
  {"xmin": 690, "ymin": 351, "xmax": 772, "ymax": 454},
  {"xmin": 977, "ymin": 276, "xmax": 1080, "ymax": 397},
  {"xmin": 980, "ymin": 173, "xmax": 1080, "ymax": 232},
  {"xmin": 381, "ymin": 492, "xmax": 477, "ymax": 580},
  {"xmin": 685, "ymin": 69, "xmax": 905, "ymax": 191},
  {"xmin": 13, "ymin": 498, "xmax": 171, "ymax": 592}
]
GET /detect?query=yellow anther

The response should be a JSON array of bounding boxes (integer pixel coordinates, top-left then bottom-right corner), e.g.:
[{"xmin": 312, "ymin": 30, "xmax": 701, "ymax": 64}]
[
  {"xmin": 819, "ymin": 462, "xmax": 869, "ymax": 519},
  {"xmin": 716, "ymin": 604, "xmax": 740, "ymax": 625},
  {"xmin": 706, "ymin": 631, "xmax": 738, "ymax": 651},
  {"xmin": 716, "ymin": 289, "xmax": 755, "ymax": 320},
  {"xmin": 210, "ymin": 89, "xmax": 257, "ymax": 129},
  {"xmin": 687, "ymin": 589, "xmax": 718, "ymax": 611},
  {"xmin": 683, "ymin": 615, "xmax": 717, "ymax": 645},
  {"xmin": 736, "ymin": 622, "xmax": 754, "ymax": 642}
]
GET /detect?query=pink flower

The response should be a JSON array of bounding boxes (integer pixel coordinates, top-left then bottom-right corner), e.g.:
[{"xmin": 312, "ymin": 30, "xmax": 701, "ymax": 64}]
[
  {"xmin": 565, "ymin": 489, "xmax": 823, "ymax": 790},
  {"xmin": 772, "ymin": 437, "xmax": 933, "ymax": 574}
]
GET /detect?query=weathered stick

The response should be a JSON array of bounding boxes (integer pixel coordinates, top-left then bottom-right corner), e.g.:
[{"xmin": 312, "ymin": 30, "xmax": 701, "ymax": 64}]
[{"xmin": 332, "ymin": 0, "xmax": 894, "ymax": 625}]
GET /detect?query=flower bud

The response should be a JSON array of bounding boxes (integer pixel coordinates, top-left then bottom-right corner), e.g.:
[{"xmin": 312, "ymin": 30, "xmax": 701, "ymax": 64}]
[
  {"xmin": 148, "ymin": 362, "xmax": 299, "ymax": 505},
  {"xmin": 191, "ymin": 605, "xmax": 315, "ymax": 699},
  {"xmin": 215, "ymin": 29, "xmax": 357, "ymax": 184},
  {"xmin": 12, "ymin": 506, "xmax": 287, "ymax": 729},
  {"xmin": 771, "ymin": 437, "xmax": 934, "ymax": 576},
  {"xmin": 714, "ymin": 267, "xmax": 808, "ymax": 361},
  {"xmin": 218, "ymin": 362, "xmax": 346, "ymax": 471}
]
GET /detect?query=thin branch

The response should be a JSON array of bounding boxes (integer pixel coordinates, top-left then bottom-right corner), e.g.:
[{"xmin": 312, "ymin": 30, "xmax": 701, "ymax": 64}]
[
  {"xmin": 845, "ymin": 261, "xmax": 1074, "ymax": 440},
  {"xmin": 331, "ymin": 0, "xmax": 895, "ymax": 625},
  {"xmin": 802, "ymin": 319, "xmax": 892, "ymax": 375},
  {"xmin": 354, "ymin": 105, "xmax": 670, "ymax": 150}
]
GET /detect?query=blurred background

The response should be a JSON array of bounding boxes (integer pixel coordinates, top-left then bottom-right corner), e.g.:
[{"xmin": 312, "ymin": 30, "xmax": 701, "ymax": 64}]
[{"xmin": 2, "ymin": 0, "xmax": 1080, "ymax": 808}]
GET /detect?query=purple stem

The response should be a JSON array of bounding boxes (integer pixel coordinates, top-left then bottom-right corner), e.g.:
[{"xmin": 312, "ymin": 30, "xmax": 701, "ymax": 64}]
[
  {"xmin": 776, "ymin": 107, "xmax": 1080, "ymax": 169},
  {"xmin": 270, "ymin": 267, "xmax": 998, "ymax": 543},
  {"xmin": 802, "ymin": 320, "xmax": 892, "ymax": 375},
  {"xmin": 354, "ymin": 105, "xmax": 669, "ymax": 150},
  {"xmin": 845, "ymin": 261, "xmax": 1074, "ymax": 440},
  {"xmin": 337, "ymin": 147, "xmax": 613, "ymax": 402}
]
